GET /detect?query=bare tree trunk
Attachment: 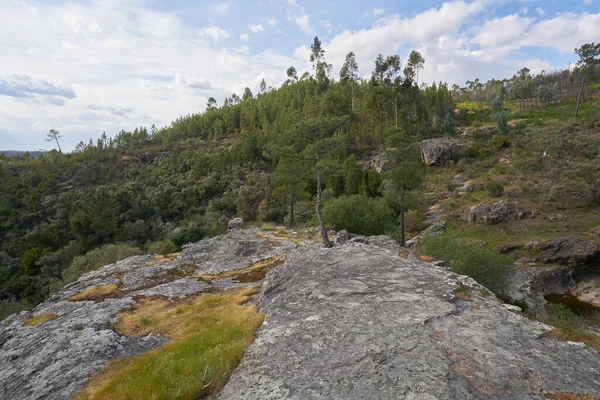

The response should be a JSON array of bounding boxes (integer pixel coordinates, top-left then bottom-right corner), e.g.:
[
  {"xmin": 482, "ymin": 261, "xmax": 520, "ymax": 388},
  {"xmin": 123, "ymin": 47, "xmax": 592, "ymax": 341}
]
[
  {"xmin": 54, "ymin": 136, "xmax": 62, "ymax": 154},
  {"xmin": 289, "ymin": 192, "xmax": 295, "ymax": 228},
  {"xmin": 315, "ymin": 164, "xmax": 332, "ymax": 247},
  {"xmin": 400, "ymin": 185, "xmax": 405, "ymax": 247},
  {"xmin": 575, "ymin": 73, "xmax": 586, "ymax": 117}
]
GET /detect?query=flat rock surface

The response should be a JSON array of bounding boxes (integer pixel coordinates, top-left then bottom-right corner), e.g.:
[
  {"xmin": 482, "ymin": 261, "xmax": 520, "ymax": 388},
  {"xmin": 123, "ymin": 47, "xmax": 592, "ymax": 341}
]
[
  {"xmin": 219, "ymin": 236, "xmax": 600, "ymax": 400},
  {"xmin": 0, "ymin": 228, "xmax": 295, "ymax": 400}
]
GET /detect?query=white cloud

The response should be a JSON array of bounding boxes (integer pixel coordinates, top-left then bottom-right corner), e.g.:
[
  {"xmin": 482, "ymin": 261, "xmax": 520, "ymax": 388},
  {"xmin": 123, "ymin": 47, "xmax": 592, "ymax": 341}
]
[
  {"xmin": 295, "ymin": 15, "xmax": 312, "ymax": 34},
  {"xmin": 470, "ymin": 15, "xmax": 531, "ymax": 49},
  {"xmin": 214, "ymin": 2, "xmax": 231, "ymax": 14},
  {"xmin": 373, "ymin": 8, "xmax": 385, "ymax": 17},
  {"xmin": 536, "ymin": 7, "xmax": 545, "ymax": 16},
  {"xmin": 240, "ymin": 33, "xmax": 249, "ymax": 41},
  {"xmin": 320, "ymin": 20, "xmax": 332, "ymax": 29},
  {"xmin": 267, "ymin": 18, "xmax": 278, "ymax": 26},
  {"xmin": 199, "ymin": 25, "xmax": 230, "ymax": 42},
  {"xmin": 249, "ymin": 24, "xmax": 264, "ymax": 33}
]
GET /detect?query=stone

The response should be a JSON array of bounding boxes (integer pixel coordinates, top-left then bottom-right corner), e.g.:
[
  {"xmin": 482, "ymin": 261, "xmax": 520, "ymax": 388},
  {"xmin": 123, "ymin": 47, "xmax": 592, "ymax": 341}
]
[
  {"xmin": 463, "ymin": 200, "xmax": 517, "ymax": 224},
  {"xmin": 419, "ymin": 138, "xmax": 465, "ymax": 166},
  {"xmin": 335, "ymin": 230, "xmax": 352, "ymax": 245},
  {"xmin": 227, "ymin": 217, "xmax": 244, "ymax": 231},
  {"xmin": 3, "ymin": 230, "xmax": 600, "ymax": 400},
  {"xmin": 219, "ymin": 237, "xmax": 600, "ymax": 399},
  {"xmin": 506, "ymin": 265, "xmax": 575, "ymax": 316},
  {"xmin": 526, "ymin": 237, "xmax": 600, "ymax": 267},
  {"xmin": 0, "ymin": 228, "xmax": 295, "ymax": 400},
  {"xmin": 406, "ymin": 221, "xmax": 447, "ymax": 248}
]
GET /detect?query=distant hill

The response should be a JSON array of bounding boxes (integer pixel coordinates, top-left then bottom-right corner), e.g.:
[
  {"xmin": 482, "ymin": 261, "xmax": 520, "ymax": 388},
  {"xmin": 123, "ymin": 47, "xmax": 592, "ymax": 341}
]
[{"xmin": 0, "ymin": 150, "xmax": 47, "ymax": 158}]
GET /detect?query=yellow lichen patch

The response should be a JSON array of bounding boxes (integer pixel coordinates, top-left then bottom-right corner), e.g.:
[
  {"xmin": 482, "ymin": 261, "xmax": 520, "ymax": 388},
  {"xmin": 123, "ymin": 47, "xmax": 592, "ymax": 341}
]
[
  {"xmin": 196, "ymin": 254, "xmax": 286, "ymax": 283},
  {"xmin": 453, "ymin": 284, "xmax": 470, "ymax": 301},
  {"xmin": 417, "ymin": 255, "xmax": 438, "ymax": 262},
  {"xmin": 69, "ymin": 284, "xmax": 119, "ymax": 302},
  {"xmin": 399, "ymin": 250, "xmax": 410, "ymax": 259},
  {"xmin": 24, "ymin": 313, "xmax": 58, "ymax": 327},
  {"xmin": 544, "ymin": 329, "xmax": 600, "ymax": 353},
  {"xmin": 75, "ymin": 287, "xmax": 264, "ymax": 400},
  {"xmin": 145, "ymin": 253, "xmax": 180, "ymax": 266},
  {"xmin": 544, "ymin": 392, "xmax": 599, "ymax": 400}
]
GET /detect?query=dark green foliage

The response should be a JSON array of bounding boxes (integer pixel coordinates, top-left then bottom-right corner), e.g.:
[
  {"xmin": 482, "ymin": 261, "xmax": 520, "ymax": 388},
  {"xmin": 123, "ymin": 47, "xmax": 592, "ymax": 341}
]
[
  {"xmin": 420, "ymin": 234, "xmax": 510, "ymax": 294},
  {"xmin": 442, "ymin": 113, "xmax": 456, "ymax": 136},
  {"xmin": 61, "ymin": 244, "xmax": 143, "ymax": 284},
  {"xmin": 486, "ymin": 181, "xmax": 505, "ymax": 197},
  {"xmin": 172, "ymin": 227, "xmax": 206, "ymax": 249},
  {"xmin": 358, "ymin": 170, "xmax": 382, "ymax": 197},
  {"xmin": 322, "ymin": 195, "xmax": 394, "ymax": 236}
]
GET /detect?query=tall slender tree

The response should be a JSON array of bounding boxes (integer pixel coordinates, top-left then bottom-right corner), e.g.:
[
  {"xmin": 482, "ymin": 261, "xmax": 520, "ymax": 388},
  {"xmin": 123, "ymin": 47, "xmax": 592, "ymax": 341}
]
[
  {"xmin": 339, "ymin": 52, "xmax": 359, "ymax": 111},
  {"xmin": 574, "ymin": 42, "xmax": 600, "ymax": 116},
  {"xmin": 46, "ymin": 129, "xmax": 63, "ymax": 153}
]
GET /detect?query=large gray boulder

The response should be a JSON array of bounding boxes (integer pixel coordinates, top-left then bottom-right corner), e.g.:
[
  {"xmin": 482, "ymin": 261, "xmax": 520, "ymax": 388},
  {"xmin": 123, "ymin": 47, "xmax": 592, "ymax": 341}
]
[
  {"xmin": 526, "ymin": 236, "xmax": 600, "ymax": 268},
  {"xmin": 463, "ymin": 200, "xmax": 517, "ymax": 224},
  {"xmin": 420, "ymin": 138, "xmax": 465, "ymax": 166},
  {"xmin": 0, "ymin": 229, "xmax": 295, "ymax": 400},
  {"xmin": 219, "ymin": 237, "xmax": 600, "ymax": 399}
]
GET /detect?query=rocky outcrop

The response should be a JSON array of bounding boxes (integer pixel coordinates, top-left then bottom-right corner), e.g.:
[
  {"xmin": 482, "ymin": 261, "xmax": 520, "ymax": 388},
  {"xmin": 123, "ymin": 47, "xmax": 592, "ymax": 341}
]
[
  {"xmin": 463, "ymin": 200, "xmax": 518, "ymax": 224},
  {"xmin": 506, "ymin": 265, "xmax": 575, "ymax": 316},
  {"xmin": 526, "ymin": 237, "xmax": 600, "ymax": 268},
  {"xmin": 406, "ymin": 221, "xmax": 447, "ymax": 247},
  {"xmin": 0, "ymin": 229, "xmax": 295, "ymax": 400},
  {"xmin": 219, "ymin": 236, "xmax": 600, "ymax": 399},
  {"xmin": 420, "ymin": 138, "xmax": 465, "ymax": 166},
  {"xmin": 2, "ymin": 229, "xmax": 600, "ymax": 400},
  {"xmin": 228, "ymin": 217, "xmax": 244, "ymax": 231}
]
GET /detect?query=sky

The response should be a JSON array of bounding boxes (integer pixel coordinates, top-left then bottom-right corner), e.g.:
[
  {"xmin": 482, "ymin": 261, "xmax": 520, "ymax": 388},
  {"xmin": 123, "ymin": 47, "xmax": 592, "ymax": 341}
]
[{"xmin": 0, "ymin": 0, "xmax": 598, "ymax": 151}]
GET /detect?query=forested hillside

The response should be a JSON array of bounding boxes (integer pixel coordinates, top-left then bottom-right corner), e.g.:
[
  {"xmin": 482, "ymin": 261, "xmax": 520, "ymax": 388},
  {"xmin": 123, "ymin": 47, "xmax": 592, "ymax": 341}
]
[{"xmin": 1, "ymin": 38, "xmax": 599, "ymax": 319}]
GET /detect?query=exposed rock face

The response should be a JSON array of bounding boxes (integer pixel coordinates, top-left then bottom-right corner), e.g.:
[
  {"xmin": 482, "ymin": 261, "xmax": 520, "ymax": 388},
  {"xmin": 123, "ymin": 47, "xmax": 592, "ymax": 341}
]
[
  {"xmin": 228, "ymin": 217, "xmax": 245, "ymax": 231},
  {"xmin": 526, "ymin": 237, "xmax": 600, "ymax": 268},
  {"xmin": 2, "ymin": 230, "xmax": 600, "ymax": 400},
  {"xmin": 406, "ymin": 221, "xmax": 447, "ymax": 248},
  {"xmin": 420, "ymin": 138, "xmax": 465, "ymax": 166},
  {"xmin": 463, "ymin": 200, "xmax": 517, "ymax": 224},
  {"xmin": 0, "ymin": 229, "xmax": 294, "ymax": 400},
  {"xmin": 506, "ymin": 265, "xmax": 575, "ymax": 316},
  {"xmin": 219, "ymin": 237, "xmax": 600, "ymax": 399},
  {"xmin": 570, "ymin": 275, "xmax": 600, "ymax": 308}
]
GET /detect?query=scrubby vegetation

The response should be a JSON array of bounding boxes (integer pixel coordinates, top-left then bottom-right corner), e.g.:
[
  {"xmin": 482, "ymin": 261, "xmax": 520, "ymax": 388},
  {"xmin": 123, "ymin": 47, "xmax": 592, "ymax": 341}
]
[
  {"xmin": 76, "ymin": 287, "xmax": 263, "ymax": 400},
  {"xmin": 419, "ymin": 234, "xmax": 511, "ymax": 295},
  {"xmin": 0, "ymin": 37, "xmax": 598, "ymax": 320}
]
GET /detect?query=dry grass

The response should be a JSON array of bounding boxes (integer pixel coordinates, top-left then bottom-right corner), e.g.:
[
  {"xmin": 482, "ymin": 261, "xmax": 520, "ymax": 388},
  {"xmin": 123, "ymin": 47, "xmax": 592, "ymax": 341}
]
[
  {"xmin": 23, "ymin": 313, "xmax": 58, "ymax": 327},
  {"xmin": 145, "ymin": 253, "xmax": 180, "ymax": 266},
  {"xmin": 196, "ymin": 254, "xmax": 286, "ymax": 283},
  {"xmin": 76, "ymin": 286, "xmax": 264, "ymax": 400},
  {"xmin": 417, "ymin": 255, "xmax": 437, "ymax": 263},
  {"xmin": 544, "ymin": 392, "xmax": 599, "ymax": 400},
  {"xmin": 544, "ymin": 329, "xmax": 600, "ymax": 353},
  {"xmin": 453, "ymin": 284, "xmax": 470, "ymax": 301},
  {"xmin": 69, "ymin": 284, "xmax": 119, "ymax": 302}
]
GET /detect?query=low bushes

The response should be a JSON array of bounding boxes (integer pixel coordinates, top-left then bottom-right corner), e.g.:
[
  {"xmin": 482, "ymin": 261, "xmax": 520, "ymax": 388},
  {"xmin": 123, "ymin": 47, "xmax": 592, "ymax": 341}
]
[
  {"xmin": 62, "ymin": 244, "xmax": 143, "ymax": 284},
  {"xmin": 419, "ymin": 234, "xmax": 510, "ymax": 294},
  {"xmin": 322, "ymin": 195, "xmax": 395, "ymax": 236}
]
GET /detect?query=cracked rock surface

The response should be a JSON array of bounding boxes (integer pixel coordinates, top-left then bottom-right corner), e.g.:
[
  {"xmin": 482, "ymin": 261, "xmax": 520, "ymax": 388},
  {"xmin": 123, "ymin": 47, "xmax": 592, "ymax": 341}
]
[
  {"xmin": 218, "ymin": 236, "xmax": 600, "ymax": 400},
  {"xmin": 0, "ymin": 228, "xmax": 295, "ymax": 400}
]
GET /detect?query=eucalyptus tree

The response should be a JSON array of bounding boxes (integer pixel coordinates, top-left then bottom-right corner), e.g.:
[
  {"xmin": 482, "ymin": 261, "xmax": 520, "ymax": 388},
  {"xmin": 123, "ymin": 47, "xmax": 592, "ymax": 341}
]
[
  {"xmin": 287, "ymin": 66, "xmax": 298, "ymax": 83},
  {"xmin": 339, "ymin": 52, "xmax": 359, "ymax": 111},
  {"xmin": 574, "ymin": 42, "xmax": 600, "ymax": 116},
  {"xmin": 404, "ymin": 50, "xmax": 425, "ymax": 85}
]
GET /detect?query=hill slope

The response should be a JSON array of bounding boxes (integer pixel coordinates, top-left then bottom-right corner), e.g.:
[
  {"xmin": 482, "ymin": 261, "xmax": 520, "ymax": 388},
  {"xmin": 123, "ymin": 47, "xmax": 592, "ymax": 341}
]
[{"xmin": 1, "ymin": 228, "xmax": 599, "ymax": 399}]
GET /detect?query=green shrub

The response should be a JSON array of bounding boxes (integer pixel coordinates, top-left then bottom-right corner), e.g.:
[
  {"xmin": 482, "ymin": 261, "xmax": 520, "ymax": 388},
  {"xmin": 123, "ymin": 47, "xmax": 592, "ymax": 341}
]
[
  {"xmin": 62, "ymin": 244, "xmax": 143, "ymax": 284},
  {"xmin": 0, "ymin": 299, "xmax": 32, "ymax": 322},
  {"xmin": 148, "ymin": 241, "xmax": 177, "ymax": 256},
  {"xmin": 544, "ymin": 303, "xmax": 582, "ymax": 332},
  {"xmin": 419, "ymin": 234, "xmax": 510, "ymax": 294},
  {"xmin": 172, "ymin": 227, "xmax": 206, "ymax": 248},
  {"xmin": 485, "ymin": 181, "xmax": 504, "ymax": 197},
  {"xmin": 490, "ymin": 134, "xmax": 510, "ymax": 150},
  {"xmin": 322, "ymin": 195, "xmax": 394, "ymax": 236}
]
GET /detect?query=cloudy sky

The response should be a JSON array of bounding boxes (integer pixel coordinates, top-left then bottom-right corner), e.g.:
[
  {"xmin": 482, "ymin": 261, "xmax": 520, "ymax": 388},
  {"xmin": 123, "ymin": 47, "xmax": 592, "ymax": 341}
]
[{"xmin": 0, "ymin": 0, "xmax": 598, "ymax": 151}]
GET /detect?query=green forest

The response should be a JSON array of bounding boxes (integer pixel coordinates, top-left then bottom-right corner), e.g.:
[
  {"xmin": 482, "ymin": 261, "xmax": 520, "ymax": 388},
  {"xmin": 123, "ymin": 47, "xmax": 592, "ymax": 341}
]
[{"xmin": 1, "ymin": 38, "xmax": 599, "ymax": 319}]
